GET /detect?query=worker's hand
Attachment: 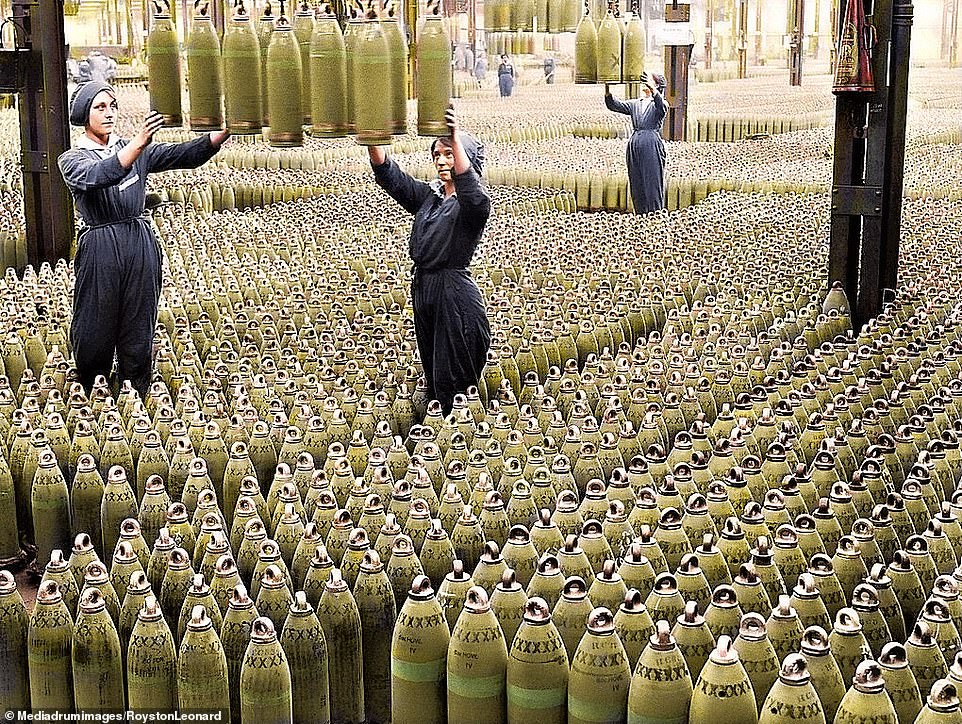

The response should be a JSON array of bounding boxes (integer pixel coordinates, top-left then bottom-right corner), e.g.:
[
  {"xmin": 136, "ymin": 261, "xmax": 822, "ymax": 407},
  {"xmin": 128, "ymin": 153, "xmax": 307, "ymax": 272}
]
[
  {"xmin": 444, "ymin": 101, "xmax": 459, "ymax": 140},
  {"xmin": 604, "ymin": 83, "xmax": 611, "ymax": 95},
  {"xmin": 210, "ymin": 127, "xmax": 231, "ymax": 148},
  {"xmin": 135, "ymin": 110, "xmax": 165, "ymax": 148}
]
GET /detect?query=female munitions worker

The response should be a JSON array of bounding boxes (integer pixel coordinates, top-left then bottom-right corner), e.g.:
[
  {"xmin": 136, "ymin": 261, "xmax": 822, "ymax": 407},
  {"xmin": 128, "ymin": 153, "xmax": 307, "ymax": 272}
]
[
  {"xmin": 368, "ymin": 105, "xmax": 491, "ymax": 416},
  {"xmin": 58, "ymin": 82, "xmax": 229, "ymax": 397}
]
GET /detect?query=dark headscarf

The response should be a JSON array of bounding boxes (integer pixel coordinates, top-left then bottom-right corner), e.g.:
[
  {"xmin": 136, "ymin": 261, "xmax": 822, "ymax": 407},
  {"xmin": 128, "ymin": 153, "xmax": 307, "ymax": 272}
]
[
  {"xmin": 69, "ymin": 81, "xmax": 115, "ymax": 126},
  {"xmin": 431, "ymin": 131, "xmax": 485, "ymax": 176}
]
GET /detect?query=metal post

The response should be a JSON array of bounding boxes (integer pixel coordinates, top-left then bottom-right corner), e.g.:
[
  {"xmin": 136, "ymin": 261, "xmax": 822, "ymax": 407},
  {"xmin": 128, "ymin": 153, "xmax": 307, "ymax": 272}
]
[
  {"xmin": 951, "ymin": 0, "xmax": 959, "ymax": 67},
  {"xmin": 754, "ymin": 0, "xmax": 762, "ymax": 63},
  {"xmin": 703, "ymin": 0, "xmax": 712, "ymax": 69},
  {"xmin": 12, "ymin": 0, "xmax": 74, "ymax": 268},
  {"xmin": 737, "ymin": 0, "xmax": 747, "ymax": 77},
  {"xmin": 113, "ymin": 0, "xmax": 124, "ymax": 45},
  {"xmin": 812, "ymin": 0, "xmax": 820, "ymax": 57},
  {"xmin": 467, "ymin": 0, "xmax": 475, "ymax": 62},
  {"xmin": 830, "ymin": 0, "xmax": 838, "ymax": 68},
  {"xmin": 828, "ymin": 0, "xmax": 911, "ymax": 329},
  {"xmin": 879, "ymin": 0, "xmax": 912, "ymax": 294},
  {"xmin": 405, "ymin": 0, "xmax": 417, "ymax": 99},
  {"xmin": 789, "ymin": 0, "xmax": 804, "ymax": 85},
  {"xmin": 663, "ymin": 1, "xmax": 690, "ymax": 141}
]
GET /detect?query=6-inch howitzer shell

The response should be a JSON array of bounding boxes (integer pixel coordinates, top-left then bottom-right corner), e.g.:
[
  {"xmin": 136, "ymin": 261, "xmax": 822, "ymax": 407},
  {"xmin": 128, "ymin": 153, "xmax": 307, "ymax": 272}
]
[
  {"xmin": 280, "ymin": 591, "xmax": 331, "ymax": 724},
  {"xmin": 447, "ymin": 586, "xmax": 507, "ymax": 723},
  {"xmin": 28, "ymin": 580, "xmax": 73, "ymax": 713},
  {"xmin": 354, "ymin": 550, "xmax": 395, "ymax": 724},
  {"xmin": 568, "ymin": 607, "xmax": 630, "ymax": 724},
  {"xmin": 223, "ymin": 8, "xmax": 264, "ymax": 134},
  {"xmin": 220, "ymin": 585, "xmax": 258, "ymax": 724},
  {"xmin": 507, "ymin": 598, "xmax": 568, "ymax": 724},
  {"xmin": 574, "ymin": 13, "xmax": 597, "ymax": 84},
  {"xmin": 382, "ymin": 16, "xmax": 408, "ymax": 135},
  {"xmin": 178, "ymin": 605, "xmax": 231, "ymax": 719},
  {"xmin": 392, "ymin": 575, "xmax": 449, "ymax": 724},
  {"xmin": 32, "ymin": 449, "xmax": 71, "ymax": 568},
  {"xmin": 596, "ymin": 11, "xmax": 621, "ymax": 83},
  {"xmin": 0, "ymin": 571, "xmax": 30, "ymax": 712},
  {"xmin": 317, "ymin": 569, "xmax": 364, "ymax": 723},
  {"xmin": 689, "ymin": 635, "xmax": 758, "ymax": 724},
  {"xmin": 267, "ymin": 20, "xmax": 305, "ymax": 147},
  {"xmin": 416, "ymin": 14, "xmax": 452, "ymax": 137},
  {"xmin": 147, "ymin": 9, "xmax": 183, "ymax": 126},
  {"xmin": 352, "ymin": 17, "xmax": 392, "ymax": 146},
  {"xmin": 257, "ymin": 9, "xmax": 275, "ymax": 126},
  {"xmin": 621, "ymin": 13, "xmax": 644, "ymax": 82},
  {"xmin": 310, "ymin": 14, "xmax": 349, "ymax": 137},
  {"xmin": 241, "ymin": 616, "xmax": 292, "ymax": 724},
  {"xmin": 127, "ymin": 595, "xmax": 177, "ymax": 714},
  {"xmin": 71, "ymin": 588, "xmax": 124, "ymax": 713},
  {"xmin": 186, "ymin": 13, "xmax": 225, "ymax": 130},
  {"xmin": 293, "ymin": 7, "xmax": 315, "ymax": 124}
]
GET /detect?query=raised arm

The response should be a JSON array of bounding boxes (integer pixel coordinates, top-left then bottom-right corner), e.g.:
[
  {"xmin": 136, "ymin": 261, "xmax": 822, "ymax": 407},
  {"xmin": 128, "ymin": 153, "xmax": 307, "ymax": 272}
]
[
  {"xmin": 144, "ymin": 128, "xmax": 228, "ymax": 173},
  {"xmin": 446, "ymin": 105, "xmax": 490, "ymax": 230},
  {"xmin": 59, "ymin": 111, "xmax": 166, "ymax": 192},
  {"xmin": 604, "ymin": 84, "xmax": 632, "ymax": 115},
  {"xmin": 371, "ymin": 150, "xmax": 433, "ymax": 215}
]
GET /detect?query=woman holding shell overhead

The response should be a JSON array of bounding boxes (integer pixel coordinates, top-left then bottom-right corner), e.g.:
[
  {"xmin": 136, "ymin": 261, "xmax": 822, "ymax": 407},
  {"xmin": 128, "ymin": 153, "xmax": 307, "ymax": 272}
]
[
  {"xmin": 367, "ymin": 104, "xmax": 491, "ymax": 416},
  {"xmin": 604, "ymin": 71, "xmax": 669, "ymax": 213}
]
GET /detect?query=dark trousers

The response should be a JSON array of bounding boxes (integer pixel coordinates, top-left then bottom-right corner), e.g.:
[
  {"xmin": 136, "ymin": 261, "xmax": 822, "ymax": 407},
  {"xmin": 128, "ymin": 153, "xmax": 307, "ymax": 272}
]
[
  {"xmin": 413, "ymin": 269, "xmax": 491, "ymax": 416},
  {"xmin": 71, "ymin": 222, "xmax": 162, "ymax": 398}
]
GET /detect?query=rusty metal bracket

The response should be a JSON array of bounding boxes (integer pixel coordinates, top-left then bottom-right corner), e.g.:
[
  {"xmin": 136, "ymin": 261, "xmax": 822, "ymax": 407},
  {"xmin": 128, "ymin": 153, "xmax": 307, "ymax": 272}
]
[
  {"xmin": 21, "ymin": 149, "xmax": 47, "ymax": 173},
  {"xmin": 665, "ymin": 2, "xmax": 689, "ymax": 21},
  {"xmin": 831, "ymin": 184, "xmax": 883, "ymax": 216}
]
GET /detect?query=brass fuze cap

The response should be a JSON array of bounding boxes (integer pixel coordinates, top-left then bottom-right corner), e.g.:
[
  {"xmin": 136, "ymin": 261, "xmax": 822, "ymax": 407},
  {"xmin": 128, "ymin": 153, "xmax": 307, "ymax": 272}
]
[
  {"xmin": 709, "ymin": 635, "xmax": 740, "ymax": 665},
  {"xmin": 926, "ymin": 679, "xmax": 961, "ymax": 713},
  {"xmin": 778, "ymin": 653, "xmax": 811, "ymax": 686},
  {"xmin": 463, "ymin": 586, "xmax": 491, "ymax": 614}
]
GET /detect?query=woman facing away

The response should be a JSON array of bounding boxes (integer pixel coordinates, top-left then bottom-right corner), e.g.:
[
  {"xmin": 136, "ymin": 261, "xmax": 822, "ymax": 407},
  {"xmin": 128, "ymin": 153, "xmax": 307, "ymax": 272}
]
[{"xmin": 604, "ymin": 71, "xmax": 669, "ymax": 213}]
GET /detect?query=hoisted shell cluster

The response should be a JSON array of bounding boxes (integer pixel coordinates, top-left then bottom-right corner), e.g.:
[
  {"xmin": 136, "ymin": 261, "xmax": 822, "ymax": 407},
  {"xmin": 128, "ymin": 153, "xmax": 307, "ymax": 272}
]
[
  {"xmin": 483, "ymin": 0, "xmax": 579, "ymax": 33},
  {"xmin": 575, "ymin": 8, "xmax": 645, "ymax": 85},
  {"xmin": 146, "ymin": 0, "xmax": 452, "ymax": 147}
]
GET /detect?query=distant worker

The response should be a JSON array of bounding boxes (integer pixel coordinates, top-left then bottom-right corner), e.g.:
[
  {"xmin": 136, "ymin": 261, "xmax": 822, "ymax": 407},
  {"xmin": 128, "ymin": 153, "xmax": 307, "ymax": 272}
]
[
  {"xmin": 544, "ymin": 55, "xmax": 556, "ymax": 84},
  {"xmin": 86, "ymin": 49, "xmax": 115, "ymax": 83},
  {"xmin": 604, "ymin": 71, "xmax": 668, "ymax": 213},
  {"xmin": 497, "ymin": 54, "xmax": 515, "ymax": 97},
  {"xmin": 473, "ymin": 54, "xmax": 487, "ymax": 89}
]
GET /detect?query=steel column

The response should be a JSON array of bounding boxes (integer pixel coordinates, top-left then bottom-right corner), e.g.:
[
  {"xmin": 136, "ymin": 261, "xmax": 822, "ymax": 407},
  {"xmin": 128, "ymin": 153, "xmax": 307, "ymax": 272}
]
[
  {"xmin": 737, "ymin": 0, "xmax": 747, "ymax": 77},
  {"xmin": 13, "ymin": 0, "xmax": 74, "ymax": 269},
  {"xmin": 789, "ymin": 0, "xmax": 804, "ymax": 85},
  {"xmin": 828, "ymin": 0, "xmax": 913, "ymax": 329},
  {"xmin": 663, "ymin": 1, "xmax": 690, "ymax": 142}
]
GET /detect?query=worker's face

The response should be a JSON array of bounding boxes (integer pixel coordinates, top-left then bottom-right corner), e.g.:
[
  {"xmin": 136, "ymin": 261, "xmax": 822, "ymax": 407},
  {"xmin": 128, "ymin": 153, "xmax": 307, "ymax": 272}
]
[
  {"xmin": 432, "ymin": 142, "xmax": 455, "ymax": 181},
  {"xmin": 641, "ymin": 85, "xmax": 653, "ymax": 98},
  {"xmin": 87, "ymin": 90, "xmax": 118, "ymax": 141}
]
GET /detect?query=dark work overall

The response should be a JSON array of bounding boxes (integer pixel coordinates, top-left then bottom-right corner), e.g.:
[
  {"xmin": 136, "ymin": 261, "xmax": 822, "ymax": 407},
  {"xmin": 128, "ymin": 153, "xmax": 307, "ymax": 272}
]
[
  {"xmin": 59, "ymin": 134, "xmax": 218, "ymax": 396},
  {"xmin": 374, "ymin": 157, "xmax": 492, "ymax": 416}
]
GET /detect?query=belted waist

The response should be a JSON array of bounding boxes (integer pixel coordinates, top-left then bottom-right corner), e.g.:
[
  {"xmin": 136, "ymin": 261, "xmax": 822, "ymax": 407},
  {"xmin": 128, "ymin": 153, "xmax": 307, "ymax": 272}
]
[
  {"xmin": 79, "ymin": 214, "xmax": 149, "ymax": 235},
  {"xmin": 411, "ymin": 265, "xmax": 470, "ymax": 288}
]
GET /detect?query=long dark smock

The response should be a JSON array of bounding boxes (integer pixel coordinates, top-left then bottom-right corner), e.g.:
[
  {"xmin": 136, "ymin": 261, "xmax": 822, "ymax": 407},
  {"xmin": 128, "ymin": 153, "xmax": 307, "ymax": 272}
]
[
  {"xmin": 498, "ymin": 62, "xmax": 515, "ymax": 97},
  {"xmin": 374, "ymin": 158, "xmax": 492, "ymax": 415},
  {"xmin": 59, "ymin": 134, "xmax": 218, "ymax": 395},
  {"xmin": 605, "ymin": 90, "xmax": 668, "ymax": 213}
]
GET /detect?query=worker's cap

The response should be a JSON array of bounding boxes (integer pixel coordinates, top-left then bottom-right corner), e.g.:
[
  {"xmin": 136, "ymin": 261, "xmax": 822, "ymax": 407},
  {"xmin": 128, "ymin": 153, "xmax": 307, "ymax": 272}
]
[{"xmin": 69, "ymin": 81, "xmax": 115, "ymax": 126}]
